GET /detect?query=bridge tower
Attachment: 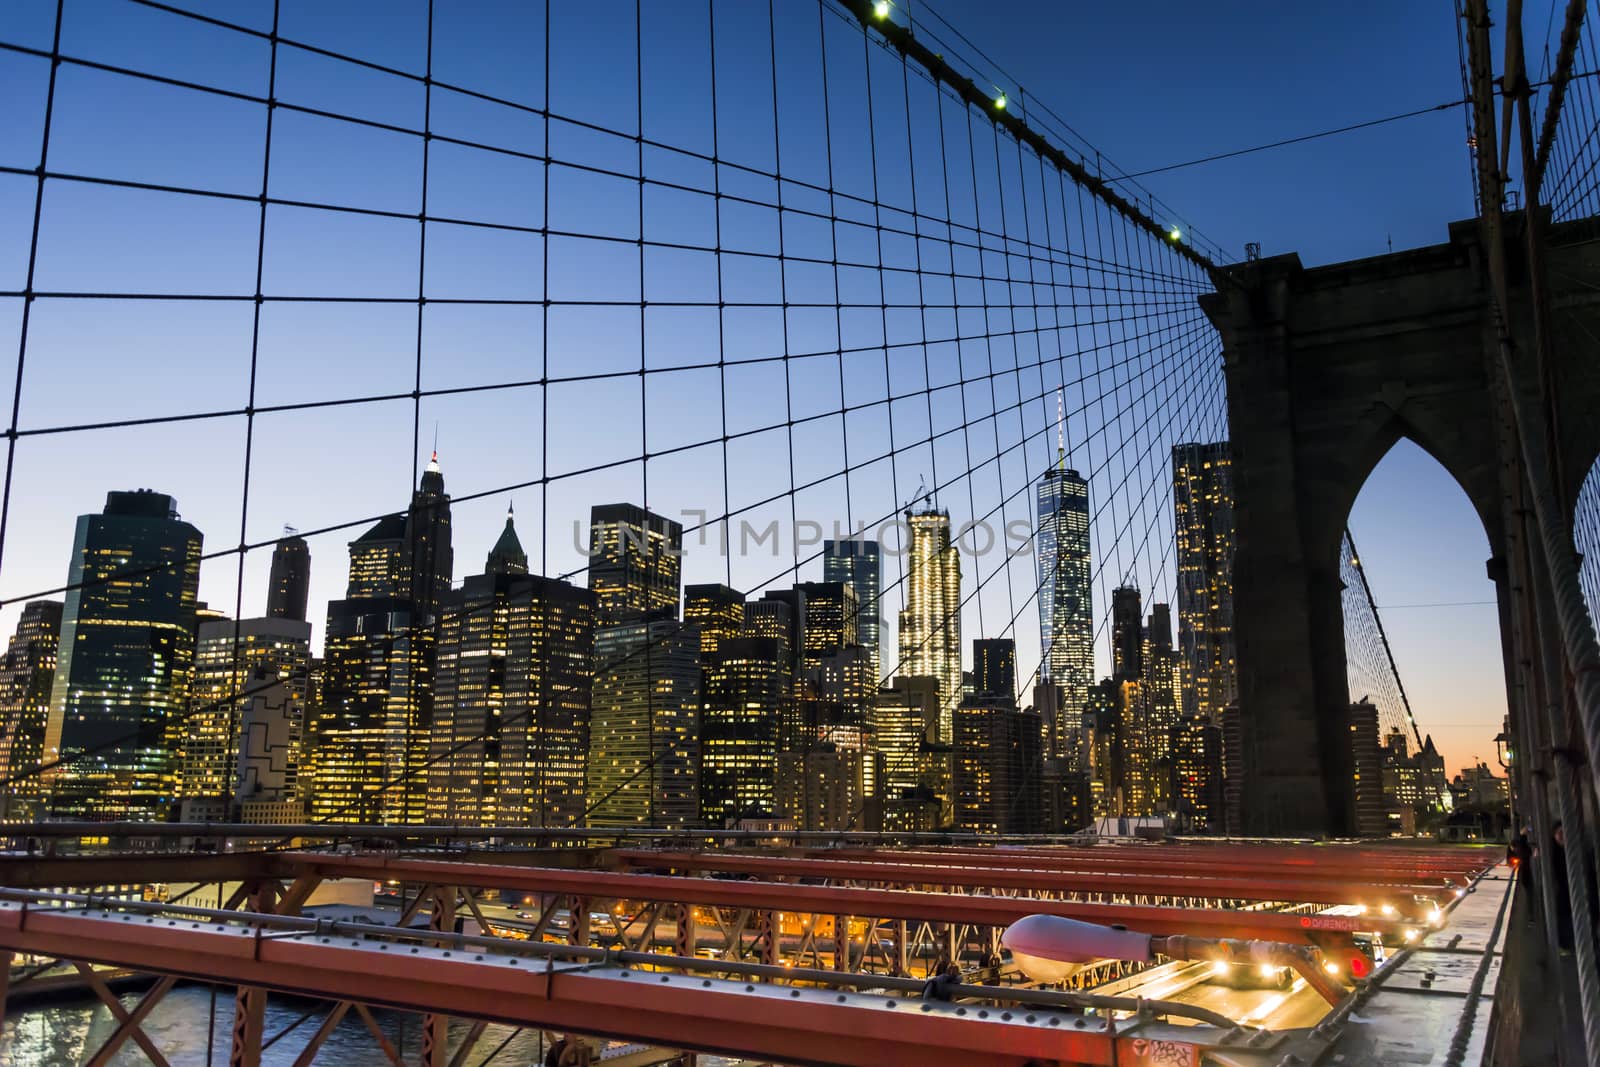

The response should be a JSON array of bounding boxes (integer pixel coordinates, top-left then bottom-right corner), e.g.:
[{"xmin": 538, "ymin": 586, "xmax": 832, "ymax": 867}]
[{"xmin": 1202, "ymin": 214, "xmax": 1600, "ymax": 836}]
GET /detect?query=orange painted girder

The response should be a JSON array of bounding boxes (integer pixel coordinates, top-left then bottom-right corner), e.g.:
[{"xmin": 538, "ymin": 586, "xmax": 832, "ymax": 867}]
[
  {"xmin": 0, "ymin": 904, "xmax": 1132, "ymax": 1067},
  {"xmin": 825, "ymin": 844, "xmax": 1494, "ymax": 873},
  {"xmin": 810, "ymin": 848, "xmax": 1477, "ymax": 886},
  {"xmin": 611, "ymin": 850, "xmax": 1444, "ymax": 913},
  {"xmin": 282, "ymin": 852, "xmax": 1388, "ymax": 947}
]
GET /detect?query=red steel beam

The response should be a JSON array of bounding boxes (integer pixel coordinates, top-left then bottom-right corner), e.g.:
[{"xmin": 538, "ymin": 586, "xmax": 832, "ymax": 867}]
[
  {"xmin": 0, "ymin": 851, "xmax": 286, "ymax": 889},
  {"xmin": 609, "ymin": 850, "xmax": 1444, "ymax": 913},
  {"xmin": 823, "ymin": 843, "xmax": 1495, "ymax": 875},
  {"xmin": 280, "ymin": 852, "xmax": 1400, "ymax": 946},
  {"xmin": 0, "ymin": 905, "xmax": 1137, "ymax": 1067},
  {"xmin": 808, "ymin": 848, "xmax": 1479, "ymax": 887}
]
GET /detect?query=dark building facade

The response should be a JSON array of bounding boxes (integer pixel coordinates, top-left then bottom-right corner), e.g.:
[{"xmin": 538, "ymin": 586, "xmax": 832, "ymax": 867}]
[
  {"xmin": 1348, "ymin": 698, "xmax": 1385, "ymax": 836},
  {"xmin": 45, "ymin": 490, "xmax": 203, "ymax": 819},
  {"xmin": 973, "ymin": 638, "xmax": 1017, "ymax": 702},
  {"xmin": 1111, "ymin": 584, "xmax": 1143, "ymax": 682},
  {"xmin": 265, "ymin": 532, "xmax": 311, "ymax": 622}
]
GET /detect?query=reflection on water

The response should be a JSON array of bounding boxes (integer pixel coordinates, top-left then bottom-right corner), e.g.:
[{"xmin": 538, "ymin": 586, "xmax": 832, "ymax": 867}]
[{"xmin": 1, "ymin": 985, "xmax": 746, "ymax": 1065}]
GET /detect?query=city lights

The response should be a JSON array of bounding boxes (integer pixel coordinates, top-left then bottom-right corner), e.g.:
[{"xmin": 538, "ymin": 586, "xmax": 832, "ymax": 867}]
[{"xmin": 873, "ymin": 0, "xmax": 891, "ymax": 18}]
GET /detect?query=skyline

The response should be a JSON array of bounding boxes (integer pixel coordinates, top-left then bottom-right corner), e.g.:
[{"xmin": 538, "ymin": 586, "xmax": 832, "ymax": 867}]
[{"xmin": 0, "ymin": 0, "xmax": 1517, "ymax": 784}]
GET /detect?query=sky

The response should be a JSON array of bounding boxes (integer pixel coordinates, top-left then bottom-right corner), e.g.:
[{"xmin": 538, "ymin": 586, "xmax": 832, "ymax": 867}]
[{"xmin": 0, "ymin": 0, "xmax": 1548, "ymax": 779}]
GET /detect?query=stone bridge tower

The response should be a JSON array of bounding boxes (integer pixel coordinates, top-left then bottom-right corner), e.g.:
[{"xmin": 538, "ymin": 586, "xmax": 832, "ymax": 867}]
[{"xmin": 1200, "ymin": 215, "xmax": 1600, "ymax": 836}]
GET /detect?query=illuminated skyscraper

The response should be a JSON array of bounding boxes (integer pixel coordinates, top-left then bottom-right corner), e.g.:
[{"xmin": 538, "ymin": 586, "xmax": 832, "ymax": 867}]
[
  {"xmin": 181, "ymin": 616, "xmax": 311, "ymax": 819},
  {"xmin": 699, "ymin": 636, "xmax": 787, "ymax": 826},
  {"xmin": 875, "ymin": 675, "xmax": 939, "ymax": 803},
  {"xmin": 1171, "ymin": 715, "xmax": 1224, "ymax": 830},
  {"xmin": 265, "ymin": 531, "xmax": 311, "ymax": 621},
  {"xmin": 743, "ymin": 597, "xmax": 798, "ymax": 667},
  {"xmin": 824, "ymin": 538, "xmax": 881, "ymax": 678},
  {"xmin": 953, "ymin": 698, "xmax": 1043, "ymax": 834},
  {"xmin": 45, "ymin": 490, "xmax": 202, "ymax": 820},
  {"xmin": 308, "ymin": 458, "xmax": 451, "ymax": 825},
  {"xmin": 587, "ymin": 614, "xmax": 700, "ymax": 828},
  {"xmin": 429, "ymin": 508, "xmax": 597, "ymax": 827},
  {"xmin": 1036, "ymin": 459, "xmax": 1091, "ymax": 749},
  {"xmin": 898, "ymin": 508, "xmax": 962, "ymax": 742},
  {"xmin": 0, "ymin": 600, "xmax": 62, "ymax": 817},
  {"xmin": 1173, "ymin": 442, "xmax": 1237, "ymax": 720},
  {"xmin": 588, "ymin": 504, "xmax": 683, "ymax": 624},
  {"xmin": 794, "ymin": 581, "xmax": 858, "ymax": 671},
  {"xmin": 311, "ymin": 594, "xmax": 422, "ymax": 824},
  {"xmin": 684, "ymin": 584, "xmax": 745, "ymax": 658}
]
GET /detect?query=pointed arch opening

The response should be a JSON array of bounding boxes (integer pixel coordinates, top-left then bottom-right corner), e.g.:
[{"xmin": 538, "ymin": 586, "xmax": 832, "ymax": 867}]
[{"xmin": 1345, "ymin": 438, "xmax": 1508, "ymax": 835}]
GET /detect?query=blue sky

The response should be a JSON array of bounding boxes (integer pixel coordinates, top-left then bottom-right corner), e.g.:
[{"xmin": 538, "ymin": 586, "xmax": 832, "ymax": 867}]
[{"xmin": 0, "ymin": 0, "xmax": 1532, "ymax": 775}]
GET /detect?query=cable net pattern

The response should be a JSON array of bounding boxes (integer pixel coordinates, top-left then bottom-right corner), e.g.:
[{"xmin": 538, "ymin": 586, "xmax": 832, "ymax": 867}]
[
  {"xmin": 1340, "ymin": 529, "xmax": 1422, "ymax": 746},
  {"xmin": 1530, "ymin": 0, "xmax": 1600, "ymax": 220},
  {"xmin": 0, "ymin": 0, "xmax": 1224, "ymax": 825}
]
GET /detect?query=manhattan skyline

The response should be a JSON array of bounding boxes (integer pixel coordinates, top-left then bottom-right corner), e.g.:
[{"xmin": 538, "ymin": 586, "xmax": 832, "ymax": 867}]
[{"xmin": 0, "ymin": 0, "xmax": 1510, "ymax": 781}]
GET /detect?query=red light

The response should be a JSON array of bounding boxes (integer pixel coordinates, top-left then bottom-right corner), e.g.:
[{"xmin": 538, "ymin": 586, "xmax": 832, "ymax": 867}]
[{"xmin": 1349, "ymin": 955, "xmax": 1371, "ymax": 979}]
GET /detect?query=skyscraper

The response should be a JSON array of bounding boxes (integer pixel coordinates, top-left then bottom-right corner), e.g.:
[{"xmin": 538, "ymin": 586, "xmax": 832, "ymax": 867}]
[
  {"xmin": 794, "ymin": 581, "xmax": 859, "ymax": 671},
  {"xmin": 1036, "ymin": 461, "xmax": 1091, "ymax": 746},
  {"xmin": 875, "ymin": 674, "xmax": 940, "ymax": 804},
  {"xmin": 588, "ymin": 504, "xmax": 683, "ymax": 624},
  {"xmin": 1171, "ymin": 715, "xmax": 1224, "ymax": 830},
  {"xmin": 899, "ymin": 508, "xmax": 962, "ymax": 742},
  {"xmin": 699, "ymin": 636, "xmax": 787, "ymax": 826},
  {"xmin": 824, "ymin": 538, "xmax": 881, "ymax": 678},
  {"xmin": 953, "ymin": 699, "xmax": 1043, "ymax": 834},
  {"xmin": 311, "ymin": 581, "xmax": 422, "ymax": 825},
  {"xmin": 45, "ymin": 490, "xmax": 203, "ymax": 820},
  {"xmin": 684, "ymin": 584, "xmax": 745, "ymax": 658},
  {"xmin": 182, "ymin": 616, "xmax": 312, "ymax": 819},
  {"xmin": 0, "ymin": 600, "xmax": 62, "ymax": 817},
  {"xmin": 1111, "ymin": 584, "xmax": 1143, "ymax": 682},
  {"xmin": 406, "ymin": 452, "xmax": 454, "ymax": 622},
  {"xmin": 1173, "ymin": 442, "xmax": 1237, "ymax": 720},
  {"xmin": 265, "ymin": 531, "xmax": 311, "ymax": 621},
  {"xmin": 307, "ymin": 458, "xmax": 451, "ymax": 825},
  {"xmin": 587, "ymin": 614, "xmax": 700, "ymax": 828},
  {"xmin": 429, "ymin": 509, "xmax": 597, "ymax": 827},
  {"xmin": 1348, "ymin": 698, "xmax": 1385, "ymax": 836},
  {"xmin": 973, "ymin": 638, "xmax": 1017, "ymax": 702}
]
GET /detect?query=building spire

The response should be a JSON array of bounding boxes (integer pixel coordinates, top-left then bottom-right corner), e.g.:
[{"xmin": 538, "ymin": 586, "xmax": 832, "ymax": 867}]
[{"xmin": 1056, "ymin": 388, "xmax": 1066, "ymax": 468}]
